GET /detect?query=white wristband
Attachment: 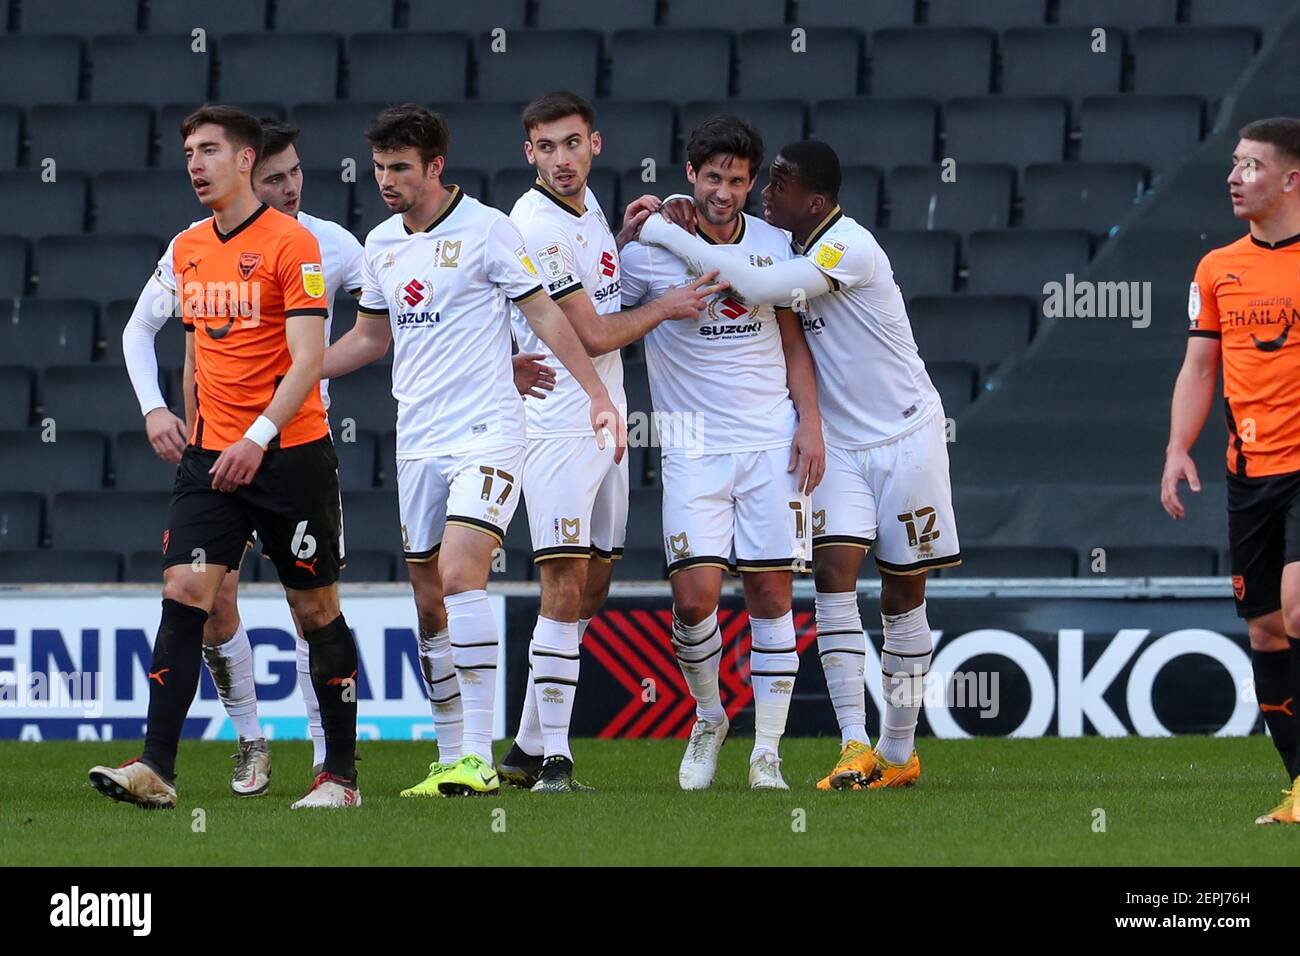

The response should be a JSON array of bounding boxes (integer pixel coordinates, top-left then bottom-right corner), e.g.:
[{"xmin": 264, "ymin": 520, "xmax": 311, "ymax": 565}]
[{"xmin": 244, "ymin": 415, "xmax": 278, "ymax": 450}]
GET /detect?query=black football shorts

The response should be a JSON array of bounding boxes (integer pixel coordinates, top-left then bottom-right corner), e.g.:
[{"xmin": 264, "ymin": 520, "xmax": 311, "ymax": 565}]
[{"xmin": 1226, "ymin": 469, "xmax": 1300, "ymax": 619}]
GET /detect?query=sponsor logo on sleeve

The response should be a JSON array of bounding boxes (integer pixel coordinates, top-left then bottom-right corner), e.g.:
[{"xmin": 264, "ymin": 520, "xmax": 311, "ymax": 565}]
[
  {"xmin": 814, "ymin": 240, "xmax": 846, "ymax": 270},
  {"xmin": 515, "ymin": 245, "xmax": 539, "ymax": 277},
  {"xmin": 301, "ymin": 262, "xmax": 325, "ymax": 298},
  {"xmin": 1188, "ymin": 281, "xmax": 1201, "ymax": 326}
]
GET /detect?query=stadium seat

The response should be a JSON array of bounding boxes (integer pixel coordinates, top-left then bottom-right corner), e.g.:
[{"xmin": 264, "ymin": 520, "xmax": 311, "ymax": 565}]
[
  {"xmin": 289, "ymin": 102, "xmax": 385, "ymax": 170},
  {"xmin": 437, "ymin": 103, "xmax": 530, "ymax": 176},
  {"xmin": 939, "ymin": 546, "xmax": 1077, "ymax": 578},
  {"xmin": 1087, "ymin": 545, "xmax": 1218, "ymax": 576},
  {"xmin": 342, "ymin": 549, "xmax": 395, "ymax": 583},
  {"xmin": 124, "ymin": 549, "xmax": 162, "ymax": 583},
  {"xmin": 909, "ymin": 295, "xmax": 1034, "ymax": 370},
  {"xmin": 584, "ymin": 101, "xmax": 674, "ymax": 172},
  {"xmin": 948, "ymin": 420, "xmax": 1177, "ymax": 485},
  {"xmin": 326, "ymin": 364, "xmax": 395, "ymax": 437},
  {"xmin": 622, "ymin": 361, "xmax": 653, "ymax": 422},
  {"xmin": 625, "ymin": 486, "xmax": 664, "ymax": 552},
  {"xmin": 0, "ymin": 35, "xmax": 81, "ymax": 106},
  {"xmin": 336, "ymin": 490, "xmax": 401, "ymax": 553},
  {"xmin": 972, "ymin": 358, "xmax": 1183, "ymax": 424},
  {"xmin": 1056, "ymin": 0, "xmax": 1178, "ymax": 30},
  {"xmin": 407, "ymin": 0, "xmax": 528, "ymax": 33},
  {"xmin": 1130, "ymin": 163, "xmax": 1243, "ymax": 233},
  {"xmin": 869, "ymin": 28, "xmax": 994, "ymax": 99},
  {"xmin": 838, "ymin": 166, "xmax": 883, "ymax": 227},
  {"xmin": 870, "ymin": 230, "xmax": 959, "ymax": 298},
  {"xmin": 0, "ymin": 236, "xmax": 26, "ymax": 298},
  {"xmin": 156, "ymin": 102, "xmax": 284, "ymax": 169},
  {"xmin": 148, "ymin": 0, "xmax": 268, "ymax": 35},
  {"xmin": 619, "ymin": 548, "xmax": 667, "ymax": 580},
  {"xmin": 475, "ymin": 30, "xmax": 601, "ymax": 101},
  {"xmin": 680, "ymin": 100, "xmax": 806, "ymax": 172},
  {"xmin": 1079, "ymin": 96, "xmax": 1204, "ymax": 173},
  {"xmin": 302, "ymin": 172, "xmax": 352, "ymax": 230},
  {"xmin": 273, "ymin": 0, "xmax": 395, "ymax": 32},
  {"xmin": 50, "ymin": 491, "xmax": 170, "ymax": 554},
  {"xmin": 490, "ymin": 168, "xmax": 616, "ymax": 219},
  {"xmin": 335, "ymin": 429, "xmax": 378, "ymax": 491},
  {"xmin": 736, "ymin": 29, "xmax": 862, "ymax": 99},
  {"xmin": 347, "ymin": 33, "xmax": 469, "ymax": 102},
  {"xmin": 796, "ymin": 0, "xmax": 916, "ymax": 29},
  {"xmin": 664, "ymin": 0, "xmax": 787, "ymax": 28},
  {"xmin": 27, "ymin": 105, "xmax": 153, "ymax": 173},
  {"xmin": 620, "ymin": 162, "xmax": 690, "ymax": 217},
  {"xmin": 90, "ymin": 35, "xmax": 211, "ymax": 105},
  {"xmin": 0, "ymin": 492, "xmax": 42, "ymax": 549},
  {"xmin": 1021, "ymin": 163, "xmax": 1148, "ymax": 236},
  {"xmin": 888, "ymin": 164, "xmax": 1015, "ymax": 234},
  {"xmin": 965, "ymin": 229, "xmax": 1092, "ymax": 298},
  {"xmin": 536, "ymin": 0, "xmax": 656, "ymax": 31},
  {"xmin": 811, "ymin": 99, "xmax": 936, "ymax": 170},
  {"xmin": 0, "ymin": 171, "xmax": 87, "ymax": 237},
  {"xmin": 0, "ymin": 429, "xmax": 105, "ymax": 492},
  {"xmin": 1134, "ymin": 27, "xmax": 1258, "ymax": 102},
  {"xmin": 0, "ymin": 106, "xmax": 18, "ymax": 169},
  {"xmin": 357, "ymin": 170, "xmax": 487, "ymax": 232},
  {"xmin": 93, "ymin": 171, "xmax": 206, "ymax": 239},
  {"xmin": 42, "ymin": 365, "xmax": 159, "ymax": 433},
  {"xmin": 112, "ymin": 431, "xmax": 177, "ymax": 492},
  {"xmin": 0, "ymin": 366, "xmax": 32, "ymax": 428},
  {"xmin": 19, "ymin": 0, "xmax": 138, "ymax": 33},
  {"xmin": 217, "ymin": 34, "xmax": 340, "ymax": 104},
  {"xmin": 999, "ymin": 28, "xmax": 1124, "ymax": 118},
  {"xmin": 943, "ymin": 98, "xmax": 1067, "ymax": 168},
  {"xmin": 609, "ymin": 30, "xmax": 731, "ymax": 102},
  {"xmin": 927, "ymin": 0, "xmax": 1045, "ymax": 27},
  {"xmin": 927, "ymin": 361, "xmax": 977, "ymax": 416},
  {"xmin": 1189, "ymin": 0, "xmax": 1299, "ymax": 26},
  {"xmin": 99, "ymin": 299, "xmax": 187, "ymax": 370},
  {"xmin": 0, "ymin": 299, "xmax": 97, "ymax": 369},
  {"xmin": 0, "ymin": 549, "xmax": 122, "ymax": 583},
  {"xmin": 35, "ymin": 235, "xmax": 160, "ymax": 303}
]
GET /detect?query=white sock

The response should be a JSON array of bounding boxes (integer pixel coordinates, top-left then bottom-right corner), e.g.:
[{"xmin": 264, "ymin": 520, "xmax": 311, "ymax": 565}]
[
  {"xmin": 203, "ymin": 622, "xmax": 262, "ymax": 742},
  {"xmin": 445, "ymin": 589, "xmax": 499, "ymax": 762},
  {"xmin": 294, "ymin": 634, "xmax": 325, "ymax": 767},
  {"xmin": 515, "ymin": 668, "xmax": 543, "ymax": 756},
  {"xmin": 749, "ymin": 611, "xmax": 799, "ymax": 760},
  {"xmin": 530, "ymin": 616, "xmax": 580, "ymax": 760},
  {"xmin": 879, "ymin": 600, "xmax": 932, "ymax": 765},
  {"xmin": 672, "ymin": 609, "xmax": 725, "ymax": 724},
  {"xmin": 815, "ymin": 590, "xmax": 870, "ymax": 748},
  {"xmin": 418, "ymin": 625, "xmax": 462, "ymax": 764}
]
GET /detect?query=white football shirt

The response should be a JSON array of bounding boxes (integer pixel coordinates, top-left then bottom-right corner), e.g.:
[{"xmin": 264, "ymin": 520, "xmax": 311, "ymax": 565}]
[
  {"xmin": 509, "ymin": 181, "xmax": 625, "ymax": 438},
  {"xmin": 795, "ymin": 207, "xmax": 940, "ymax": 448},
  {"xmin": 357, "ymin": 186, "xmax": 544, "ymax": 459},
  {"xmin": 155, "ymin": 206, "xmax": 364, "ymax": 408},
  {"xmin": 621, "ymin": 212, "xmax": 798, "ymax": 454}
]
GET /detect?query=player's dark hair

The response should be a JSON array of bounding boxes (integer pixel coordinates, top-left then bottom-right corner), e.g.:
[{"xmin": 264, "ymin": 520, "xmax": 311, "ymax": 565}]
[
  {"xmin": 1238, "ymin": 117, "xmax": 1300, "ymax": 165},
  {"xmin": 257, "ymin": 117, "xmax": 300, "ymax": 161},
  {"xmin": 366, "ymin": 103, "xmax": 451, "ymax": 167},
  {"xmin": 776, "ymin": 140, "xmax": 842, "ymax": 201},
  {"xmin": 686, "ymin": 115, "xmax": 764, "ymax": 180},
  {"xmin": 179, "ymin": 105, "xmax": 263, "ymax": 159},
  {"xmin": 522, "ymin": 91, "xmax": 596, "ymax": 138}
]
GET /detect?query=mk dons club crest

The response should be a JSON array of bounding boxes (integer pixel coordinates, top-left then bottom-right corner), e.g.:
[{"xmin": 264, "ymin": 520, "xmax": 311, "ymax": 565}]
[
  {"xmin": 560, "ymin": 517, "xmax": 581, "ymax": 545},
  {"xmin": 668, "ymin": 532, "xmax": 691, "ymax": 559},
  {"xmin": 437, "ymin": 239, "xmax": 461, "ymax": 269}
]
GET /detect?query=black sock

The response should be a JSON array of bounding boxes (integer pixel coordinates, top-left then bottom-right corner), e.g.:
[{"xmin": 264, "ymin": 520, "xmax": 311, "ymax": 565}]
[
  {"xmin": 1253, "ymin": 645, "xmax": 1296, "ymax": 778},
  {"xmin": 304, "ymin": 614, "xmax": 358, "ymax": 779},
  {"xmin": 1290, "ymin": 638, "xmax": 1300, "ymax": 778},
  {"xmin": 141, "ymin": 598, "xmax": 208, "ymax": 782}
]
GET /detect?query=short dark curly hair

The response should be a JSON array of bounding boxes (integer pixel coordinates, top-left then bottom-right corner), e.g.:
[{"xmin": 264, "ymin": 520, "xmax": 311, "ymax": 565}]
[{"xmin": 365, "ymin": 103, "xmax": 450, "ymax": 166}]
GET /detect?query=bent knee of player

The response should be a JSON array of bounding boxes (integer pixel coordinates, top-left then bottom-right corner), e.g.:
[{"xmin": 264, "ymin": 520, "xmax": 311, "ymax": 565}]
[
  {"xmin": 204, "ymin": 574, "xmax": 241, "ymax": 644},
  {"xmin": 742, "ymin": 572, "xmax": 792, "ymax": 618},
  {"xmin": 879, "ymin": 570, "xmax": 928, "ymax": 616},
  {"xmin": 285, "ymin": 586, "xmax": 341, "ymax": 633},
  {"xmin": 1251, "ymin": 612, "xmax": 1290, "ymax": 650},
  {"xmin": 813, "ymin": 547, "xmax": 865, "ymax": 593},
  {"xmin": 162, "ymin": 564, "xmax": 223, "ymax": 614}
]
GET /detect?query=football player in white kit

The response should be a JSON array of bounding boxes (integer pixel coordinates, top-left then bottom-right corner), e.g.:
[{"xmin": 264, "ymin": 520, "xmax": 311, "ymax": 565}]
[
  {"xmin": 322, "ymin": 105, "xmax": 625, "ymax": 797},
  {"xmin": 124, "ymin": 116, "xmax": 557, "ymax": 799},
  {"xmin": 496, "ymin": 92, "xmax": 723, "ymax": 793},
  {"xmin": 622, "ymin": 117, "xmax": 826, "ymax": 791},
  {"xmin": 640, "ymin": 139, "xmax": 962, "ymax": 792}
]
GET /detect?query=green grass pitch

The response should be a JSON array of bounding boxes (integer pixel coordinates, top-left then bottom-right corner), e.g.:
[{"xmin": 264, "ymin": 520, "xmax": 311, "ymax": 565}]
[{"xmin": 3, "ymin": 737, "xmax": 1296, "ymax": 866}]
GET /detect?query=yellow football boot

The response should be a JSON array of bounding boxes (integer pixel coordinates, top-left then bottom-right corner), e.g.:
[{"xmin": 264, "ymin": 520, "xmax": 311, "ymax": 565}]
[
  {"xmin": 816, "ymin": 740, "xmax": 877, "ymax": 791},
  {"xmin": 1254, "ymin": 778, "xmax": 1299, "ymax": 825},
  {"xmin": 864, "ymin": 749, "xmax": 921, "ymax": 789}
]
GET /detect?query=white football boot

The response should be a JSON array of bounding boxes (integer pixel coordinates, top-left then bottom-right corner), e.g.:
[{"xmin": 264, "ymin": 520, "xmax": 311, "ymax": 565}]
[
  {"xmin": 230, "ymin": 738, "xmax": 271, "ymax": 797},
  {"xmin": 748, "ymin": 752, "xmax": 790, "ymax": 791},
  {"xmin": 678, "ymin": 715, "xmax": 729, "ymax": 791},
  {"xmin": 291, "ymin": 772, "xmax": 361, "ymax": 809},
  {"xmin": 88, "ymin": 758, "xmax": 177, "ymax": 809}
]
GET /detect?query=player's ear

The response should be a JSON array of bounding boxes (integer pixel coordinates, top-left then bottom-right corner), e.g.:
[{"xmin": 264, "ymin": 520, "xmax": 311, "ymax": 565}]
[
  {"xmin": 685, "ymin": 162, "xmax": 697, "ymax": 185},
  {"xmin": 523, "ymin": 139, "xmax": 536, "ymax": 166},
  {"xmin": 427, "ymin": 154, "xmax": 445, "ymax": 182},
  {"xmin": 590, "ymin": 130, "xmax": 602, "ymax": 157}
]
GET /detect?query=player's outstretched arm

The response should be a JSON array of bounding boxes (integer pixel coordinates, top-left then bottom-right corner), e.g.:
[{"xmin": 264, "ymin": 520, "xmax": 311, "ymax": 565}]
[
  {"xmin": 322, "ymin": 310, "xmax": 391, "ymax": 379},
  {"xmin": 1161, "ymin": 336, "xmax": 1220, "ymax": 520},
  {"xmin": 562, "ymin": 271, "xmax": 726, "ymax": 356},
  {"xmin": 122, "ymin": 274, "xmax": 188, "ymax": 464},
  {"xmin": 777, "ymin": 308, "xmax": 825, "ymax": 495},
  {"xmin": 518, "ymin": 293, "xmax": 626, "ymax": 463},
  {"xmin": 640, "ymin": 213, "xmax": 833, "ymax": 307}
]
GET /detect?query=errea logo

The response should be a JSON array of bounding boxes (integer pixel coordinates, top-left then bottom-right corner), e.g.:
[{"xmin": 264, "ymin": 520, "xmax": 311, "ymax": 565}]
[{"xmin": 50, "ymin": 886, "xmax": 151, "ymax": 936}]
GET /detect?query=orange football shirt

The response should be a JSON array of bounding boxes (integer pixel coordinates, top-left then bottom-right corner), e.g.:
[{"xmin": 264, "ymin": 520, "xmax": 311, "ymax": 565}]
[
  {"xmin": 173, "ymin": 204, "xmax": 330, "ymax": 451},
  {"xmin": 1189, "ymin": 231, "xmax": 1300, "ymax": 477}
]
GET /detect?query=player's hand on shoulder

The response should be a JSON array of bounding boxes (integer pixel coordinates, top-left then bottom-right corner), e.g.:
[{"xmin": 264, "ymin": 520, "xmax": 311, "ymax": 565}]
[
  {"xmin": 513, "ymin": 351, "xmax": 556, "ymax": 400},
  {"xmin": 617, "ymin": 194, "xmax": 662, "ymax": 249},
  {"xmin": 589, "ymin": 391, "xmax": 627, "ymax": 465},
  {"xmin": 209, "ymin": 438, "xmax": 265, "ymax": 493},
  {"xmin": 659, "ymin": 197, "xmax": 697, "ymax": 235},
  {"xmin": 145, "ymin": 408, "xmax": 188, "ymax": 465},
  {"xmin": 790, "ymin": 418, "xmax": 826, "ymax": 496},
  {"xmin": 662, "ymin": 270, "xmax": 728, "ymax": 320},
  {"xmin": 1159, "ymin": 448, "xmax": 1201, "ymax": 520}
]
